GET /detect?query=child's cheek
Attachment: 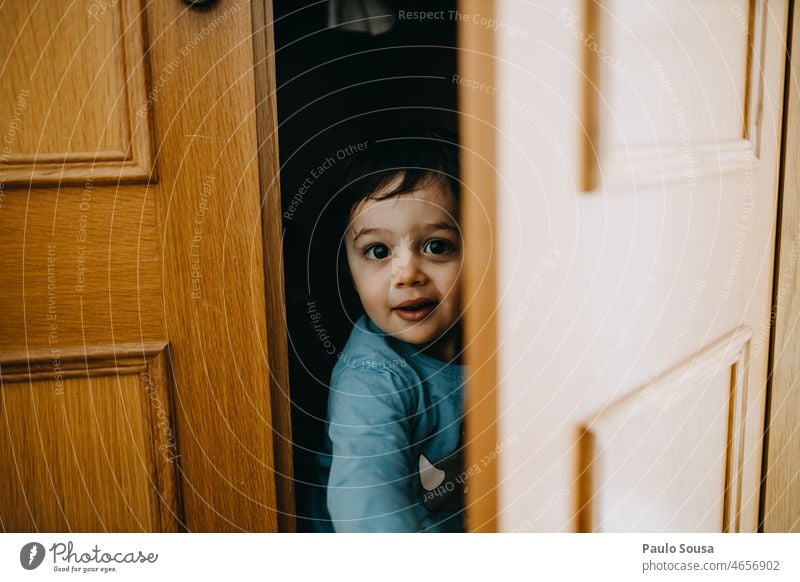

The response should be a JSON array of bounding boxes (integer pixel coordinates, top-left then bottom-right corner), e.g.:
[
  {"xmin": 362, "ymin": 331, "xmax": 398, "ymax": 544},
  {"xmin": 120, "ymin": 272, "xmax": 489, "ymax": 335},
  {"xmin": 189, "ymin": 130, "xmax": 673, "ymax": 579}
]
[{"xmin": 447, "ymin": 260, "xmax": 463, "ymax": 283}]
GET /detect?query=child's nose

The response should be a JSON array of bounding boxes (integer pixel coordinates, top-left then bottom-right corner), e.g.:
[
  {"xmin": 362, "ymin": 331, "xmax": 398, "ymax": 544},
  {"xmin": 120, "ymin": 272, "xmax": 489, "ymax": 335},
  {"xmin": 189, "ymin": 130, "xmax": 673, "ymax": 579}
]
[{"xmin": 392, "ymin": 254, "xmax": 427, "ymax": 287}]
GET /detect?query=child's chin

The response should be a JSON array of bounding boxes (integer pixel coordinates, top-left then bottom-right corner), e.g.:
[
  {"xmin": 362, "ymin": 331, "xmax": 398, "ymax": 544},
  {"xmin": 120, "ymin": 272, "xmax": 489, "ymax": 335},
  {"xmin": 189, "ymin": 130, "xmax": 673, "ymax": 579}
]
[{"xmin": 392, "ymin": 327, "xmax": 438, "ymax": 347}]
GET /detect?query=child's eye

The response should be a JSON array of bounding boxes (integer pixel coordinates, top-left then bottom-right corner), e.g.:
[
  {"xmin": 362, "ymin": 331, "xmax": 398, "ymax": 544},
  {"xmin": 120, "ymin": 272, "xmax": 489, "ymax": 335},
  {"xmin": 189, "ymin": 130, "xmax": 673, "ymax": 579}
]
[
  {"xmin": 364, "ymin": 243, "xmax": 390, "ymax": 260},
  {"xmin": 423, "ymin": 239, "xmax": 454, "ymax": 255}
]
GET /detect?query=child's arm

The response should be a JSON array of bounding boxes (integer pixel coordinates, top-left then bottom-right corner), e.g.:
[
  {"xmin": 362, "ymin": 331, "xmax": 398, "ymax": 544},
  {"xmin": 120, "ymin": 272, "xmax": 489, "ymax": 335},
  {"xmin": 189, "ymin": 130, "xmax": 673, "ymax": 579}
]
[{"xmin": 326, "ymin": 366, "xmax": 419, "ymax": 532}]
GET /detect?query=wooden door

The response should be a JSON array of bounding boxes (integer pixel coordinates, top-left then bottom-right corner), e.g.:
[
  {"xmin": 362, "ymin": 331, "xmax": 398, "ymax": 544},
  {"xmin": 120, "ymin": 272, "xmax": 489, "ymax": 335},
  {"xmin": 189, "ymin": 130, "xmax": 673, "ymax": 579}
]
[
  {"xmin": 459, "ymin": 0, "xmax": 789, "ymax": 532},
  {"xmin": 0, "ymin": 0, "xmax": 293, "ymax": 531}
]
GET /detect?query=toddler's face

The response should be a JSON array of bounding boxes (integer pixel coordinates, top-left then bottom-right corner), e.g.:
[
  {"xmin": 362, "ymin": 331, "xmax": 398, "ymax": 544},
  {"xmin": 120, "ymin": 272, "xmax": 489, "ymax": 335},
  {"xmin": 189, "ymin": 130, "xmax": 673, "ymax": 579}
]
[{"xmin": 344, "ymin": 178, "xmax": 463, "ymax": 359}]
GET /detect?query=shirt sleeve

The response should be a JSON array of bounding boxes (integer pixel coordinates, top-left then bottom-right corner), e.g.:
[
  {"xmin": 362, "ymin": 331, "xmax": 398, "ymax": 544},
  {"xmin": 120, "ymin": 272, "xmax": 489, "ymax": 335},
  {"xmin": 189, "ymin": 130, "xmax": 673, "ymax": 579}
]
[{"xmin": 326, "ymin": 365, "xmax": 419, "ymax": 532}]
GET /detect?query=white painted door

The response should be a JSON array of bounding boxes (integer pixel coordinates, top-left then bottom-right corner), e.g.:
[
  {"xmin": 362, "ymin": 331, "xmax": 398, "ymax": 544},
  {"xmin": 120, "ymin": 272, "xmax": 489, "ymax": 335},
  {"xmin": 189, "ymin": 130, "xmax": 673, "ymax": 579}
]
[{"xmin": 461, "ymin": 0, "xmax": 789, "ymax": 532}]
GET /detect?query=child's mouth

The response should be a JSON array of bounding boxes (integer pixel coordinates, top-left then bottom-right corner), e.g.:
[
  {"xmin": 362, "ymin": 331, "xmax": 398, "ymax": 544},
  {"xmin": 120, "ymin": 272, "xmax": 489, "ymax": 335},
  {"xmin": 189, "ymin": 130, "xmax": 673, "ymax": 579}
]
[{"xmin": 393, "ymin": 298, "xmax": 438, "ymax": 322}]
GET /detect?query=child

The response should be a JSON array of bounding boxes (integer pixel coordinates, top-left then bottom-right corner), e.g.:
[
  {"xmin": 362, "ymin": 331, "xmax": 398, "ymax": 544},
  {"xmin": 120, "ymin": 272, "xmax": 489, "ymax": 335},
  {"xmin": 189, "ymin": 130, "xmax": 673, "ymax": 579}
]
[{"xmin": 309, "ymin": 128, "xmax": 467, "ymax": 532}]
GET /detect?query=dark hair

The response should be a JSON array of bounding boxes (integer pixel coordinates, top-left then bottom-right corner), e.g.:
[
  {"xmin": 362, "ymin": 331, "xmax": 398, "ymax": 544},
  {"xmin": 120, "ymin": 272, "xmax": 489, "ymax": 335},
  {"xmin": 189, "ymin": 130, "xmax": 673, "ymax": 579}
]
[{"xmin": 328, "ymin": 127, "xmax": 460, "ymax": 248}]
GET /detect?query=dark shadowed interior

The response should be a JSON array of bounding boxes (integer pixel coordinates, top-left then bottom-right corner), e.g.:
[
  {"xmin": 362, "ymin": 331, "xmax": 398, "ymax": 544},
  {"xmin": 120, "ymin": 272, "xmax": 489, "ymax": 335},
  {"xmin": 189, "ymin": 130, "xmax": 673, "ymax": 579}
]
[{"xmin": 273, "ymin": 0, "xmax": 458, "ymax": 530}]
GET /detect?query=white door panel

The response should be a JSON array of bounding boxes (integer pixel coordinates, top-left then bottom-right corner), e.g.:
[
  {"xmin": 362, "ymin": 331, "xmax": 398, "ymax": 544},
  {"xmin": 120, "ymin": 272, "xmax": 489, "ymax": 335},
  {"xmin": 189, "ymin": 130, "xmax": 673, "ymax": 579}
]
[{"xmin": 480, "ymin": 0, "xmax": 787, "ymax": 532}]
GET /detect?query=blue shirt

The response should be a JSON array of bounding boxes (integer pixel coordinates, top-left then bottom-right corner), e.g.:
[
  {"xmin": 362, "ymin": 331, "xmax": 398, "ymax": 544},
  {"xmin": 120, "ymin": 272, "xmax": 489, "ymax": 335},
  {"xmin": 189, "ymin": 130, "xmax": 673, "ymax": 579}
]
[{"xmin": 309, "ymin": 314, "xmax": 467, "ymax": 532}]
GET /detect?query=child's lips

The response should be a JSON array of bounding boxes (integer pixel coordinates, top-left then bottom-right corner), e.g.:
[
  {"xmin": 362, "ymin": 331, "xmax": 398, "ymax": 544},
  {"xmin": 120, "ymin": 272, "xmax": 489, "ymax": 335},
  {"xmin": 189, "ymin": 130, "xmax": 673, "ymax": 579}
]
[{"xmin": 393, "ymin": 298, "xmax": 437, "ymax": 322}]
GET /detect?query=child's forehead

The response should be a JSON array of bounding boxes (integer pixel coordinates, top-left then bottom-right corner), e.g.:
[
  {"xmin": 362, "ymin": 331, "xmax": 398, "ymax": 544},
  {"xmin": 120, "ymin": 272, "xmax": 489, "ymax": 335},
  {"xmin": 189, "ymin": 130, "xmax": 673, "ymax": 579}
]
[{"xmin": 349, "ymin": 188, "xmax": 459, "ymax": 234}]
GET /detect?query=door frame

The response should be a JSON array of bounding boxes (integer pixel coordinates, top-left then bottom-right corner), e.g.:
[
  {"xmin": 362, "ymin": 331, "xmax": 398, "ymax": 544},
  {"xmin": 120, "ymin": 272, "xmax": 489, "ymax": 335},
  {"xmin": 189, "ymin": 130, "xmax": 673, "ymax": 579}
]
[
  {"xmin": 251, "ymin": 0, "xmax": 295, "ymax": 532},
  {"xmin": 458, "ymin": 0, "xmax": 500, "ymax": 533},
  {"xmin": 761, "ymin": 0, "xmax": 800, "ymax": 533}
]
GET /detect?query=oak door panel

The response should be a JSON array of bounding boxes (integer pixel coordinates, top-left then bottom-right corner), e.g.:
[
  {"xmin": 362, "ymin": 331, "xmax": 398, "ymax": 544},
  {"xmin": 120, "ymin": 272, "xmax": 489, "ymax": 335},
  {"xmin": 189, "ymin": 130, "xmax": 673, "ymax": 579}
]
[{"xmin": 0, "ymin": 0, "xmax": 291, "ymax": 531}]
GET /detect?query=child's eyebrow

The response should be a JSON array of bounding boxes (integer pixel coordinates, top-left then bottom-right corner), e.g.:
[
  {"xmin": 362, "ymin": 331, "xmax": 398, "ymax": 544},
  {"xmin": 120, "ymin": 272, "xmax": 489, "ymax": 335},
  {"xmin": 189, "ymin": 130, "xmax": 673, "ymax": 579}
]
[
  {"xmin": 351, "ymin": 222, "xmax": 459, "ymax": 243},
  {"xmin": 422, "ymin": 222, "xmax": 459, "ymax": 233},
  {"xmin": 351, "ymin": 227, "xmax": 388, "ymax": 243}
]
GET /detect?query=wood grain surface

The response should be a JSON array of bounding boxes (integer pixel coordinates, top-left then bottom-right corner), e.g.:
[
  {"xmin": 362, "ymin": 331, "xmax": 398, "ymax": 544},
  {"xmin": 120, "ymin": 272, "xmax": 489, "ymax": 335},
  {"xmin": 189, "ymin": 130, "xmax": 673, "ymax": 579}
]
[
  {"xmin": 458, "ymin": 0, "xmax": 499, "ymax": 533},
  {"xmin": 763, "ymin": 0, "xmax": 800, "ymax": 533},
  {"xmin": 0, "ymin": 0, "xmax": 292, "ymax": 531}
]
